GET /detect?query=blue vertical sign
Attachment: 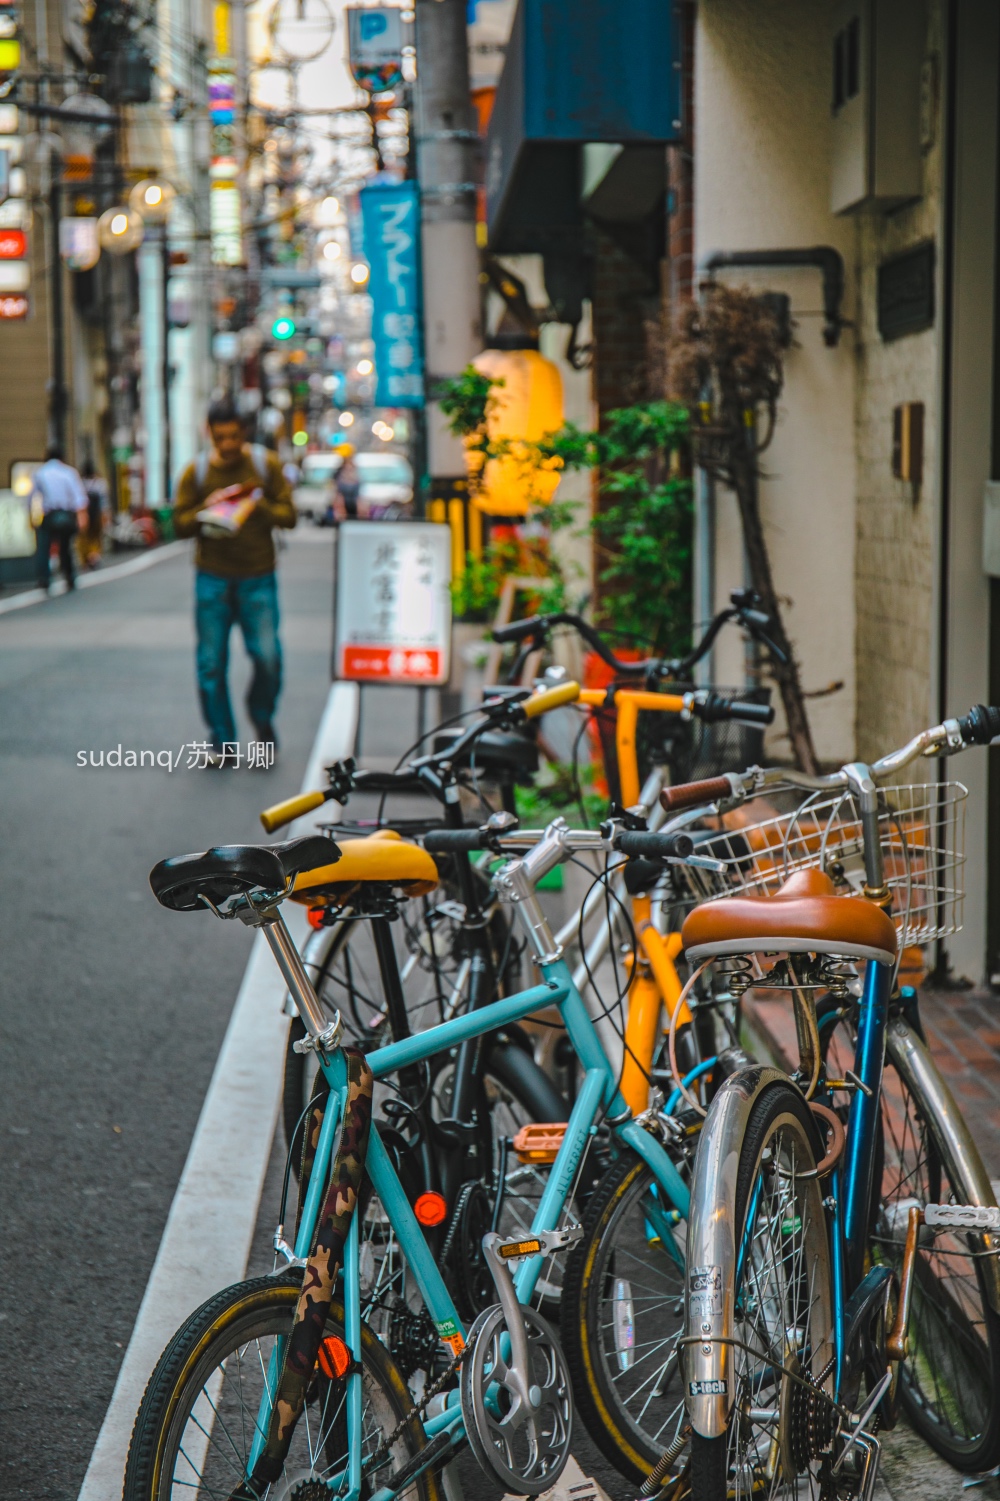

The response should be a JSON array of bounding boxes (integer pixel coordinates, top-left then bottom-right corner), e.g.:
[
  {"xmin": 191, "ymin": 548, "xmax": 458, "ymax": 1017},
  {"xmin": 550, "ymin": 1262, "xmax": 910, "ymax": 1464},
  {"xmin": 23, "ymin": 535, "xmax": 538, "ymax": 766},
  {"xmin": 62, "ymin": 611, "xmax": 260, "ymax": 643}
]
[{"xmin": 360, "ymin": 180, "xmax": 425, "ymax": 408}]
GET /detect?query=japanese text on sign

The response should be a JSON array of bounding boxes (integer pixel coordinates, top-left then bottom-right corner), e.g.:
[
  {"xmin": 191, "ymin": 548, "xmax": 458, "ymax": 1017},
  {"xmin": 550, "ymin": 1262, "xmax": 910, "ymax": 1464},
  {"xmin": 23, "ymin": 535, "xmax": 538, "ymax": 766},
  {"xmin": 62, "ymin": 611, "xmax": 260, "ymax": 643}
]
[
  {"xmin": 335, "ymin": 521, "xmax": 451, "ymax": 685},
  {"xmin": 359, "ymin": 180, "xmax": 425, "ymax": 408}
]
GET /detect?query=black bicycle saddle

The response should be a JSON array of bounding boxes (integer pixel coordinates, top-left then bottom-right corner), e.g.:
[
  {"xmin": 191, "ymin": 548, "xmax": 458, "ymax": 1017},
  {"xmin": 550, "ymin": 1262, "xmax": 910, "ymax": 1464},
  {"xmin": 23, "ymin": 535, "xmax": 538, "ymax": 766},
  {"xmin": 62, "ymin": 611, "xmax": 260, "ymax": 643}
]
[{"xmin": 149, "ymin": 835, "xmax": 341, "ymax": 912}]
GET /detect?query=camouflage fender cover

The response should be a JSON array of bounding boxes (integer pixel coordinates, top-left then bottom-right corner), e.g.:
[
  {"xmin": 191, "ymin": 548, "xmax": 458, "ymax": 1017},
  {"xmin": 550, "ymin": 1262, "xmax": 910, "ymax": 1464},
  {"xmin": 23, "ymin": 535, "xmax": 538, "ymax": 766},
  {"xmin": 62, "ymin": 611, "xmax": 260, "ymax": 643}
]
[{"xmin": 245, "ymin": 1046, "xmax": 374, "ymax": 1492}]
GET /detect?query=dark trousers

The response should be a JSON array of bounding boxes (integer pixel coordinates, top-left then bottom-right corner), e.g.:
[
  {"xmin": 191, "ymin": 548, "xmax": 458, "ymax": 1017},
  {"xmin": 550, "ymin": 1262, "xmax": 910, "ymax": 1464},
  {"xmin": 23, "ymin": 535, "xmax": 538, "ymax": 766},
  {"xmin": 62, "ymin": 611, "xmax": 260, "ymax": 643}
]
[
  {"xmin": 36, "ymin": 510, "xmax": 78, "ymax": 589},
  {"xmin": 195, "ymin": 570, "xmax": 282, "ymax": 748}
]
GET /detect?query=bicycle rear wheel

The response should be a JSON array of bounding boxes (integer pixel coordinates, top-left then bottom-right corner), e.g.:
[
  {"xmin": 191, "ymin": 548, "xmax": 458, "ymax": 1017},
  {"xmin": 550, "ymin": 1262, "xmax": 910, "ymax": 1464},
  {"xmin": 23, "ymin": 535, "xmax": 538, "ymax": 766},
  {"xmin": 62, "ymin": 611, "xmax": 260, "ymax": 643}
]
[
  {"xmin": 689, "ymin": 1081, "xmax": 834, "ymax": 1501},
  {"xmin": 123, "ymin": 1273, "xmax": 430, "ymax": 1501},
  {"xmin": 822, "ymin": 1002, "xmax": 1000, "ymax": 1471}
]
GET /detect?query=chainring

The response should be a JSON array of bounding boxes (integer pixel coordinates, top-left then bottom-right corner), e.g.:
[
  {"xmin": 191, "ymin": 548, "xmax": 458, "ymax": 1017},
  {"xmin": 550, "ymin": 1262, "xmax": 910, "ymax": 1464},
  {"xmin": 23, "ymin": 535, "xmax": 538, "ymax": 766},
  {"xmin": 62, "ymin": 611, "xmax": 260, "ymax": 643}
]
[{"xmin": 460, "ymin": 1302, "xmax": 573, "ymax": 1496}]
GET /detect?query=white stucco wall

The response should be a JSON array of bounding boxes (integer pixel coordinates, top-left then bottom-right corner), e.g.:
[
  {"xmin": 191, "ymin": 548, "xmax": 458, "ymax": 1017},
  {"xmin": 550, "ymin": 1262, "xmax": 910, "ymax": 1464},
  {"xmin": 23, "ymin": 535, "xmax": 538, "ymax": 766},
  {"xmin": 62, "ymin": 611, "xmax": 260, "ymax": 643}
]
[{"xmin": 695, "ymin": 0, "xmax": 857, "ymax": 764}]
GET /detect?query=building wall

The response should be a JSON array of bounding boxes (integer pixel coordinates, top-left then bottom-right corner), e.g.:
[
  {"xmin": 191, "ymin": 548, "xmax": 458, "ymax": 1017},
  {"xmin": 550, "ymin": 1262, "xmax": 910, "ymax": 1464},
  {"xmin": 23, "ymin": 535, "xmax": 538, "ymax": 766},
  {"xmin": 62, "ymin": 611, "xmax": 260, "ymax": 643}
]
[
  {"xmin": 695, "ymin": 0, "xmax": 857, "ymax": 764},
  {"xmin": 853, "ymin": 3, "xmax": 941, "ymax": 765}
]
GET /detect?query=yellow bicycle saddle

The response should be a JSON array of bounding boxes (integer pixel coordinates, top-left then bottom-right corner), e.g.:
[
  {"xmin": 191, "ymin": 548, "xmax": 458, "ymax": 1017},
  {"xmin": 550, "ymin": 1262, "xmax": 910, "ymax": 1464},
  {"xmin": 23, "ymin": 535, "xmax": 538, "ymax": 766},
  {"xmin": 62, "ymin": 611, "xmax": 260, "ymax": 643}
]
[{"xmin": 290, "ymin": 828, "xmax": 439, "ymax": 904}]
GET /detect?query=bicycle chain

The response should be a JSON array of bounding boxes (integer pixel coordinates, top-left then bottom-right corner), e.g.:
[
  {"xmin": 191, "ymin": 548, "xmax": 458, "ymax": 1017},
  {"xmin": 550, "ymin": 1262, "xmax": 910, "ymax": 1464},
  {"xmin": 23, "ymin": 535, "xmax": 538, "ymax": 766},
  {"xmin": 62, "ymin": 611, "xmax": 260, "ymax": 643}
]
[{"xmin": 362, "ymin": 1344, "xmax": 468, "ymax": 1478}]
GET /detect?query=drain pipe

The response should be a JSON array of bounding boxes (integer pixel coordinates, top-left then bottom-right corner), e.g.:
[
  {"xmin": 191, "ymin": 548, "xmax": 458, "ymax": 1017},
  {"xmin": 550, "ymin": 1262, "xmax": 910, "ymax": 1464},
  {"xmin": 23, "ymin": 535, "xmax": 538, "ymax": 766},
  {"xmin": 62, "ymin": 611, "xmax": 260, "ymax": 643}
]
[{"xmin": 699, "ymin": 246, "xmax": 847, "ymax": 347}]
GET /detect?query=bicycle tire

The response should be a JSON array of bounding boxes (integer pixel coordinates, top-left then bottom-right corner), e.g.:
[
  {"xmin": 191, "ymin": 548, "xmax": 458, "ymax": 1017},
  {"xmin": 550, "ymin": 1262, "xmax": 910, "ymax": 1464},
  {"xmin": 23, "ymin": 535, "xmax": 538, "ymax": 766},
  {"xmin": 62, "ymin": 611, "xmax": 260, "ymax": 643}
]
[
  {"xmin": 689, "ymin": 1080, "xmax": 833, "ymax": 1500},
  {"xmin": 560, "ymin": 1148, "xmax": 688, "ymax": 1484},
  {"xmin": 123, "ymin": 1272, "xmax": 432, "ymax": 1501},
  {"xmin": 821, "ymin": 1001, "xmax": 1000, "ymax": 1471}
]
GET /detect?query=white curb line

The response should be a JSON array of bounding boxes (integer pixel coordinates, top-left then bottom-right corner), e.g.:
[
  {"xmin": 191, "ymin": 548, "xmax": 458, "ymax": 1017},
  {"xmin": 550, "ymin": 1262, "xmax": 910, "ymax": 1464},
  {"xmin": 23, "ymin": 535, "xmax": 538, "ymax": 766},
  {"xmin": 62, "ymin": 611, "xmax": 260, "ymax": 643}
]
[{"xmin": 77, "ymin": 679, "xmax": 359, "ymax": 1500}]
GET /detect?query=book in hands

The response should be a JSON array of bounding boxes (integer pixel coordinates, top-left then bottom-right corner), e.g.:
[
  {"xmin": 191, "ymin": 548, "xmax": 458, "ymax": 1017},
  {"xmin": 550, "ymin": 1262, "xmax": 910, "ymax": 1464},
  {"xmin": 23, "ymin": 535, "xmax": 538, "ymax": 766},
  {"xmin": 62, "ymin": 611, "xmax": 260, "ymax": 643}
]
[{"xmin": 199, "ymin": 484, "xmax": 262, "ymax": 536}]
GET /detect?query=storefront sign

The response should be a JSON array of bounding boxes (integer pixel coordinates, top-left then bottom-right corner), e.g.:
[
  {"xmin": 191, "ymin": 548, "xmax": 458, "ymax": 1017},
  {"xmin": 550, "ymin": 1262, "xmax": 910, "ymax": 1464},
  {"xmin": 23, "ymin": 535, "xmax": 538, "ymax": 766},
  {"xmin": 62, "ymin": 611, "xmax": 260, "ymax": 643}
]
[
  {"xmin": 335, "ymin": 521, "xmax": 451, "ymax": 684},
  {"xmin": 0, "ymin": 224, "xmax": 23, "ymax": 256},
  {"xmin": 0, "ymin": 291, "xmax": 27, "ymax": 317},
  {"xmin": 346, "ymin": 6, "xmax": 405, "ymax": 92},
  {"xmin": 0, "ymin": 257, "xmax": 28, "ymax": 290},
  {"xmin": 359, "ymin": 179, "xmax": 425, "ymax": 408},
  {"xmin": 59, "ymin": 216, "xmax": 99, "ymax": 270},
  {"xmin": 0, "ymin": 486, "xmax": 34, "ymax": 555}
]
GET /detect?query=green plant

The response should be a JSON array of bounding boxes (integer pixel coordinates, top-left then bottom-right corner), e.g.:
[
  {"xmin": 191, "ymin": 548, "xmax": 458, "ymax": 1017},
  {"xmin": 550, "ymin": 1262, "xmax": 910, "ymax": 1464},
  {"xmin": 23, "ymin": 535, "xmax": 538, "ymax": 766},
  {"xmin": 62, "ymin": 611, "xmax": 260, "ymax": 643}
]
[
  {"xmin": 437, "ymin": 371, "xmax": 694, "ymax": 656},
  {"xmin": 515, "ymin": 759, "xmax": 608, "ymax": 829},
  {"xmin": 540, "ymin": 403, "xmax": 693, "ymax": 658}
]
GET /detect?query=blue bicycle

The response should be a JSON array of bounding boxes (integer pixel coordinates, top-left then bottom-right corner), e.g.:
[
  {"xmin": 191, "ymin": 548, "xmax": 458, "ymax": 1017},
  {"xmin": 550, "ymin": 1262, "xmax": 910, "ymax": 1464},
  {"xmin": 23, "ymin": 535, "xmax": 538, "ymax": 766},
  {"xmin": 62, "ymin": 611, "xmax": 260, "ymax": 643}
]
[
  {"xmin": 123, "ymin": 797, "xmax": 701, "ymax": 1500},
  {"xmin": 678, "ymin": 704, "xmax": 1000, "ymax": 1497}
]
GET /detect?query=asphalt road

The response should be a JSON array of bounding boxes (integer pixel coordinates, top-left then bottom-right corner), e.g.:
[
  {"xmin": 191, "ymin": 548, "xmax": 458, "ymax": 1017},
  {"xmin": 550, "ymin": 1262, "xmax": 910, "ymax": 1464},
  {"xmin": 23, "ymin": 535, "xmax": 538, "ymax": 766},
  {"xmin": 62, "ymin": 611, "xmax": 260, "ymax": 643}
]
[{"xmin": 0, "ymin": 532, "xmax": 334, "ymax": 1500}]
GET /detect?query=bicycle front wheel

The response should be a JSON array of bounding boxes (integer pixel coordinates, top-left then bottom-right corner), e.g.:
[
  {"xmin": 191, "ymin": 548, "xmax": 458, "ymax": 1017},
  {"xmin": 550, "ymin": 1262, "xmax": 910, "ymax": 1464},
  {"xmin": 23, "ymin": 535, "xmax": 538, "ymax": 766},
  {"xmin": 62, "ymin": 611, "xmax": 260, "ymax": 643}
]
[
  {"xmin": 123, "ymin": 1273, "xmax": 430, "ymax": 1501},
  {"xmin": 689, "ymin": 1081, "xmax": 834, "ymax": 1501}
]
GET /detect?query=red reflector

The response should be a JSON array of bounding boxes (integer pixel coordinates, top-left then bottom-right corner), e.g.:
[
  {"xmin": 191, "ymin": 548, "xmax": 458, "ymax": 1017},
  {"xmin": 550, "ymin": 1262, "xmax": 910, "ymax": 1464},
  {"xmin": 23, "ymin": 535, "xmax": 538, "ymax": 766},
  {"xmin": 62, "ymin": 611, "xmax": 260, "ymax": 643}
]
[
  {"xmin": 306, "ymin": 906, "xmax": 325, "ymax": 930},
  {"xmin": 318, "ymin": 1335, "xmax": 350, "ymax": 1380},
  {"xmin": 414, "ymin": 1191, "xmax": 448, "ymax": 1227}
]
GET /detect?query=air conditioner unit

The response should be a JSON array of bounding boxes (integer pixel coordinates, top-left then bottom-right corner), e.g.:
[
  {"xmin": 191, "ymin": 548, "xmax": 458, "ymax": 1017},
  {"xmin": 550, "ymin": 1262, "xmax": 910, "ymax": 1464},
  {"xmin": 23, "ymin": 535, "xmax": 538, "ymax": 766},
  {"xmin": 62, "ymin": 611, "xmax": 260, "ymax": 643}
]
[{"xmin": 830, "ymin": 0, "xmax": 922, "ymax": 214}]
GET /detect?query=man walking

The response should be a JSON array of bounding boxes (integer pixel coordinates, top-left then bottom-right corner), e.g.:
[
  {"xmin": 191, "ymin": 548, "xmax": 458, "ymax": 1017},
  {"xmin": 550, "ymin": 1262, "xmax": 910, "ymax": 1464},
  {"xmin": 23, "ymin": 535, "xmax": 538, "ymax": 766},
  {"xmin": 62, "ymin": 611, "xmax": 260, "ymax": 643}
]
[
  {"xmin": 31, "ymin": 446, "xmax": 89, "ymax": 592},
  {"xmin": 174, "ymin": 399, "xmax": 297, "ymax": 762}
]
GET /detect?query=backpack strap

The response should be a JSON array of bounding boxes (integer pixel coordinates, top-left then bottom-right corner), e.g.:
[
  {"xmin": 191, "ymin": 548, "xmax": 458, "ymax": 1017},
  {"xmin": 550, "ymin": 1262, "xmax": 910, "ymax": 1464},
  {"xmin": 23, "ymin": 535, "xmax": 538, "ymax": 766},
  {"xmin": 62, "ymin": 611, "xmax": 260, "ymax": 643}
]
[{"xmin": 194, "ymin": 450, "xmax": 209, "ymax": 490}]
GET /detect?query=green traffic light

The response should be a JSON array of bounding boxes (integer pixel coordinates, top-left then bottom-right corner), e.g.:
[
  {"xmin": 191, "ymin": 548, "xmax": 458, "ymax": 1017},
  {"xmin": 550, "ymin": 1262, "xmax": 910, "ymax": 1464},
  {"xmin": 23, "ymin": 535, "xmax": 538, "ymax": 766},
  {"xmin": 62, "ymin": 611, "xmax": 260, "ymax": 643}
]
[{"xmin": 272, "ymin": 316, "xmax": 296, "ymax": 341}]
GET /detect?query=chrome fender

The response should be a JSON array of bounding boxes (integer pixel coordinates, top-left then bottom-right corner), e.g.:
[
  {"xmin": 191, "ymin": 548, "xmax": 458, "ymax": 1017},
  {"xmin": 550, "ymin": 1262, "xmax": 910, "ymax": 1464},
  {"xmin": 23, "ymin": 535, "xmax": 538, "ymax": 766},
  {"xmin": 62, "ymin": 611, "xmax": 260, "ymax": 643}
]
[
  {"xmin": 886, "ymin": 1018, "xmax": 1000, "ymax": 1312},
  {"xmin": 683, "ymin": 1064, "xmax": 789, "ymax": 1439}
]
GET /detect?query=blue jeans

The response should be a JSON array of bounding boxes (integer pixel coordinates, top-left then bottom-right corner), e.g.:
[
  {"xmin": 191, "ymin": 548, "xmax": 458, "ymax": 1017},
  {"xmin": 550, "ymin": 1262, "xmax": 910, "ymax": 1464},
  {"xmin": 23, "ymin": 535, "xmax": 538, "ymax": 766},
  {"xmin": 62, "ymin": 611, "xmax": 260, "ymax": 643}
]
[{"xmin": 195, "ymin": 570, "xmax": 282, "ymax": 747}]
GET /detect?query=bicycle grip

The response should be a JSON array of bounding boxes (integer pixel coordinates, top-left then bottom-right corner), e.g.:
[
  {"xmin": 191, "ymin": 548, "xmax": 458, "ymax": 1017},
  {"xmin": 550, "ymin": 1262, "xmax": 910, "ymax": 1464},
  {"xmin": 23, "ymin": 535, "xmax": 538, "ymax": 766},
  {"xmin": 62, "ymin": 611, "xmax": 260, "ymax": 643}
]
[
  {"xmin": 958, "ymin": 704, "xmax": 1000, "ymax": 745},
  {"xmin": 616, "ymin": 830, "xmax": 695, "ymax": 859},
  {"xmin": 659, "ymin": 776, "xmax": 733, "ymax": 813},
  {"xmin": 492, "ymin": 614, "xmax": 545, "ymax": 644},
  {"xmin": 696, "ymin": 694, "xmax": 774, "ymax": 727},
  {"xmin": 521, "ymin": 680, "xmax": 581, "ymax": 718},
  {"xmin": 422, "ymin": 829, "xmax": 488, "ymax": 854},
  {"xmin": 260, "ymin": 789, "xmax": 329, "ymax": 834}
]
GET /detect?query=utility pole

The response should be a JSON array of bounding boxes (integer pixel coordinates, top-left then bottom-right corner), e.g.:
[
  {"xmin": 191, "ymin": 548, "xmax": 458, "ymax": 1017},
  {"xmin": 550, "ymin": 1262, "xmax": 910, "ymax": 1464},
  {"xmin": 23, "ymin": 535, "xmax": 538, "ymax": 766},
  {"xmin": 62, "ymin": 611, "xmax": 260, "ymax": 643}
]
[
  {"xmin": 413, "ymin": 0, "xmax": 481, "ymax": 520},
  {"xmin": 47, "ymin": 146, "xmax": 69, "ymax": 451},
  {"xmin": 138, "ymin": 226, "xmax": 165, "ymax": 505}
]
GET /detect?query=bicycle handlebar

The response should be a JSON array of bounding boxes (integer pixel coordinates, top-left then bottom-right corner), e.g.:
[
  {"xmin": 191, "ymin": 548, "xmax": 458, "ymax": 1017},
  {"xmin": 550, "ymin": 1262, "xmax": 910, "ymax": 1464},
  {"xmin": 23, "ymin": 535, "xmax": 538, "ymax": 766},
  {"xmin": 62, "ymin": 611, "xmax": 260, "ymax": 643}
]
[
  {"xmin": 491, "ymin": 591, "xmax": 789, "ymax": 682},
  {"xmin": 614, "ymin": 830, "xmax": 695, "ymax": 859},
  {"xmin": 660, "ymin": 776, "xmax": 737, "ymax": 813},
  {"xmin": 423, "ymin": 829, "xmax": 490, "ymax": 854},
  {"xmin": 658, "ymin": 703, "xmax": 1000, "ymax": 819},
  {"xmin": 260, "ymin": 788, "xmax": 332, "ymax": 834}
]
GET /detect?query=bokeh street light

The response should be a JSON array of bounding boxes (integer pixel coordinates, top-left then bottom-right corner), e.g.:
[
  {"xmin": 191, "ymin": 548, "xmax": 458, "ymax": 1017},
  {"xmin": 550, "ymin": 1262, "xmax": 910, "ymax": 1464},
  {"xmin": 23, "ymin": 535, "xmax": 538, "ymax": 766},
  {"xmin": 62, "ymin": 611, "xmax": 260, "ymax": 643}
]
[{"xmin": 97, "ymin": 205, "xmax": 145, "ymax": 254}]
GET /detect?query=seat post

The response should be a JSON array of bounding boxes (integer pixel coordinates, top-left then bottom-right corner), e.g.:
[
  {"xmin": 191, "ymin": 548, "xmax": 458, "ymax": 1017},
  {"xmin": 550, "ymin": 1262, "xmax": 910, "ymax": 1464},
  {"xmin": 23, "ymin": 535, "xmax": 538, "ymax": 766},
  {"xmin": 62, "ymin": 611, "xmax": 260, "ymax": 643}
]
[{"xmin": 261, "ymin": 912, "xmax": 330, "ymax": 1038}]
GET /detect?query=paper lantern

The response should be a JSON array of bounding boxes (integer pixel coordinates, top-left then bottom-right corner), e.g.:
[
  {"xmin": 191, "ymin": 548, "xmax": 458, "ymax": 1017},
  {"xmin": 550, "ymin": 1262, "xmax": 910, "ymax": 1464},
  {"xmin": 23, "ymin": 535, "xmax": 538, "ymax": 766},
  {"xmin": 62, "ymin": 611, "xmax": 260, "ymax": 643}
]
[{"xmin": 468, "ymin": 348, "xmax": 564, "ymax": 516}]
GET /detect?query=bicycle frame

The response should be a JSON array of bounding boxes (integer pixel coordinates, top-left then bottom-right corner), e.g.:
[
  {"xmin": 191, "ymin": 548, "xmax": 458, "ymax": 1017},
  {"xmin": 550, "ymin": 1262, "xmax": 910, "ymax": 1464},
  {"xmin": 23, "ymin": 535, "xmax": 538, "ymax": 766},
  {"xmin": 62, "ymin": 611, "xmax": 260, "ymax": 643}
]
[{"xmin": 248, "ymin": 920, "xmax": 692, "ymax": 1499}]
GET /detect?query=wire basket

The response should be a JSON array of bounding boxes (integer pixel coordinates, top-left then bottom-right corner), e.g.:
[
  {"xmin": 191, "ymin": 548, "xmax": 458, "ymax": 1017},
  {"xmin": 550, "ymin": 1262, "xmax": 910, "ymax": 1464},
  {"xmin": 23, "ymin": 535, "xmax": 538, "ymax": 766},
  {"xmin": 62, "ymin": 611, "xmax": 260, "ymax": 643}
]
[{"xmin": 672, "ymin": 781, "xmax": 967, "ymax": 948}]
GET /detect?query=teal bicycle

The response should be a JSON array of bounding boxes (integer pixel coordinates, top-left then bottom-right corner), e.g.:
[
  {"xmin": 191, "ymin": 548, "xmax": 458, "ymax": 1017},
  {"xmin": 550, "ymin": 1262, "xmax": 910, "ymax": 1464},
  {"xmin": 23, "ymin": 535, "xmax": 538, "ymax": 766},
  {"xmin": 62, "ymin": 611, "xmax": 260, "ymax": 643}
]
[{"xmin": 123, "ymin": 806, "xmax": 706, "ymax": 1500}]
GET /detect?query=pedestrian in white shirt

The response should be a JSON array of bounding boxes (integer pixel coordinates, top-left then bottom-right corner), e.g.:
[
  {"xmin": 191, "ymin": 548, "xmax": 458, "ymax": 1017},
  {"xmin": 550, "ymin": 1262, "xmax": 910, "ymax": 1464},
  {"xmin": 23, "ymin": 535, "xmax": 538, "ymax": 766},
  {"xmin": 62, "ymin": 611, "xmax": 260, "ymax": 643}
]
[{"xmin": 31, "ymin": 446, "xmax": 89, "ymax": 592}]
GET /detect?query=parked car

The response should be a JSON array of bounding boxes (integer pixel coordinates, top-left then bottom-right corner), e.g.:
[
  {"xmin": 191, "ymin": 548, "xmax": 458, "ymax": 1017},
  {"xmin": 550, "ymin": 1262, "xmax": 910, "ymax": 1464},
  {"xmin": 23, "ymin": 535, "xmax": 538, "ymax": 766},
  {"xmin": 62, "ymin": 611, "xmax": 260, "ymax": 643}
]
[
  {"xmin": 292, "ymin": 452, "xmax": 343, "ymax": 520},
  {"xmin": 356, "ymin": 451, "xmax": 413, "ymax": 516}
]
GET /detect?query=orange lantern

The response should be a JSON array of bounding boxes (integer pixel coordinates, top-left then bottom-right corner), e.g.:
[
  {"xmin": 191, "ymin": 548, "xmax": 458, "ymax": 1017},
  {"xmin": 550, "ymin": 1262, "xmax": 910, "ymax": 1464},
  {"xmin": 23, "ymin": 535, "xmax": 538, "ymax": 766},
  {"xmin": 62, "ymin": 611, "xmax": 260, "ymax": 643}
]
[{"xmin": 467, "ymin": 348, "xmax": 564, "ymax": 516}]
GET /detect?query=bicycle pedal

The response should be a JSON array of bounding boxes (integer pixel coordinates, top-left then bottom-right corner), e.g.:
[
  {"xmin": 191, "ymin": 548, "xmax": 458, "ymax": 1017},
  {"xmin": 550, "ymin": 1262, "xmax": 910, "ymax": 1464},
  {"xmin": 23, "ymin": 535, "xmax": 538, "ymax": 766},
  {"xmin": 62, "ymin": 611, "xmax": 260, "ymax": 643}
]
[
  {"xmin": 491, "ymin": 1226, "xmax": 582, "ymax": 1262},
  {"xmin": 512, "ymin": 1122, "xmax": 568, "ymax": 1163},
  {"xmin": 924, "ymin": 1202, "xmax": 1000, "ymax": 1230}
]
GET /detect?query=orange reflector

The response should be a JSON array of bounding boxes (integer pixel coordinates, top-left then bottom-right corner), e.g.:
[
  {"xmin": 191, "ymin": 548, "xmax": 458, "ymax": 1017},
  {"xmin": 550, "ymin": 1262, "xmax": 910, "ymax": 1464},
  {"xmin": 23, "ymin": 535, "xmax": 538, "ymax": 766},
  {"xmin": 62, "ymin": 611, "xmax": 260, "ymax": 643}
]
[
  {"xmin": 512, "ymin": 1123, "xmax": 568, "ymax": 1164},
  {"xmin": 307, "ymin": 906, "xmax": 325, "ymax": 930},
  {"xmin": 318, "ymin": 1336, "xmax": 350, "ymax": 1380},
  {"xmin": 414, "ymin": 1191, "xmax": 448, "ymax": 1227},
  {"xmin": 499, "ymin": 1238, "xmax": 542, "ymax": 1259}
]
